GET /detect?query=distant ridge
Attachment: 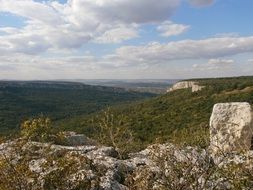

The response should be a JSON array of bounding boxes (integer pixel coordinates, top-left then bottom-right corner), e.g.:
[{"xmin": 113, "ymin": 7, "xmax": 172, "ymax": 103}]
[{"xmin": 0, "ymin": 81, "xmax": 155, "ymax": 134}]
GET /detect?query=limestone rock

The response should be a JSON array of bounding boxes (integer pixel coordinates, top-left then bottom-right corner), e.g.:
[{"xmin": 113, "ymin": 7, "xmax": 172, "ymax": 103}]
[
  {"xmin": 192, "ymin": 83, "xmax": 204, "ymax": 92},
  {"xmin": 62, "ymin": 131, "xmax": 97, "ymax": 146},
  {"xmin": 209, "ymin": 102, "xmax": 253, "ymax": 155},
  {"xmin": 167, "ymin": 81, "xmax": 204, "ymax": 93},
  {"xmin": 1, "ymin": 139, "xmax": 253, "ymax": 189}
]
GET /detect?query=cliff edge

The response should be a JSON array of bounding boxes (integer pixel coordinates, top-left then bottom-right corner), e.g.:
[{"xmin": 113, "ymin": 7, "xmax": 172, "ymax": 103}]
[{"xmin": 167, "ymin": 81, "xmax": 205, "ymax": 92}]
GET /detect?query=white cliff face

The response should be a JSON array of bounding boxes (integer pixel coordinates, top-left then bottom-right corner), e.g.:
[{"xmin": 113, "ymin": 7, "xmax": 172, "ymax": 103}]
[
  {"xmin": 192, "ymin": 83, "xmax": 204, "ymax": 92},
  {"xmin": 209, "ymin": 102, "xmax": 253, "ymax": 155},
  {"xmin": 167, "ymin": 81, "xmax": 204, "ymax": 93}
]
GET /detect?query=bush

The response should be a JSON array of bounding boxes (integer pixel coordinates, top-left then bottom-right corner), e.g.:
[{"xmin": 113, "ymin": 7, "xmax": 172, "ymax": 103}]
[
  {"xmin": 97, "ymin": 108, "xmax": 134, "ymax": 159},
  {"xmin": 21, "ymin": 117, "xmax": 52, "ymax": 142}
]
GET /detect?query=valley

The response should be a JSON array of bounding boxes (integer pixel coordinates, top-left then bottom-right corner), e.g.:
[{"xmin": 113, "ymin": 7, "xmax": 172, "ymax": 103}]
[{"xmin": 0, "ymin": 81, "xmax": 155, "ymax": 135}]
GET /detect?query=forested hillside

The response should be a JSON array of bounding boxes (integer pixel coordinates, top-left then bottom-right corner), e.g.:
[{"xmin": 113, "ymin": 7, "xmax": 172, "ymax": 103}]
[
  {"xmin": 0, "ymin": 81, "xmax": 155, "ymax": 134},
  {"xmin": 58, "ymin": 76, "xmax": 253, "ymax": 151}
]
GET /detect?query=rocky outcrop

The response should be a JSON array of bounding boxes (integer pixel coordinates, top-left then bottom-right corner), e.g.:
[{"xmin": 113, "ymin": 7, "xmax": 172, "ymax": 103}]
[
  {"xmin": 209, "ymin": 102, "xmax": 253, "ymax": 155},
  {"xmin": 192, "ymin": 83, "xmax": 204, "ymax": 92},
  {"xmin": 1, "ymin": 140, "xmax": 253, "ymax": 190},
  {"xmin": 1, "ymin": 141, "xmax": 127, "ymax": 190},
  {"xmin": 61, "ymin": 131, "xmax": 97, "ymax": 146},
  {"xmin": 167, "ymin": 81, "xmax": 205, "ymax": 93}
]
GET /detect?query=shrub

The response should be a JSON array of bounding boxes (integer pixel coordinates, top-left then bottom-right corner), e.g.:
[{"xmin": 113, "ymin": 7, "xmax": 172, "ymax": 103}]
[
  {"xmin": 97, "ymin": 108, "xmax": 134, "ymax": 159},
  {"xmin": 21, "ymin": 117, "xmax": 52, "ymax": 142}
]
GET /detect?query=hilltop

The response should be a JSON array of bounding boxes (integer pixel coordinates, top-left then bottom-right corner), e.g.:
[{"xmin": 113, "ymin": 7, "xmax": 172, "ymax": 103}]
[{"xmin": 58, "ymin": 76, "xmax": 253, "ymax": 151}]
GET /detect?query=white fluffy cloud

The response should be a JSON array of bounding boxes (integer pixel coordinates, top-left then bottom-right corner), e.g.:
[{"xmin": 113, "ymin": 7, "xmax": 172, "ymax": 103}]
[
  {"xmin": 0, "ymin": 32, "xmax": 50, "ymax": 55},
  {"xmin": 1, "ymin": 0, "xmax": 252, "ymax": 79},
  {"xmin": 208, "ymin": 59, "xmax": 235, "ymax": 65},
  {"xmin": 0, "ymin": 0, "xmax": 181, "ymax": 55},
  {"xmin": 248, "ymin": 59, "xmax": 253, "ymax": 63},
  {"xmin": 94, "ymin": 25, "xmax": 139, "ymax": 43},
  {"xmin": 0, "ymin": 0, "xmax": 62, "ymax": 25},
  {"xmin": 4, "ymin": 35, "xmax": 252, "ymax": 68},
  {"xmin": 67, "ymin": 0, "xmax": 180, "ymax": 24},
  {"xmin": 157, "ymin": 21, "xmax": 190, "ymax": 37},
  {"xmin": 108, "ymin": 36, "xmax": 253, "ymax": 65},
  {"xmin": 192, "ymin": 58, "xmax": 235, "ymax": 75}
]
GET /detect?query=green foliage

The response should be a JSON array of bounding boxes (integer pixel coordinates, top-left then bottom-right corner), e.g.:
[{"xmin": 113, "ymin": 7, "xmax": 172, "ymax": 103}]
[
  {"xmin": 2, "ymin": 76, "xmax": 253, "ymax": 152},
  {"xmin": 0, "ymin": 81, "xmax": 155, "ymax": 134},
  {"xmin": 96, "ymin": 109, "xmax": 134, "ymax": 158},
  {"xmin": 58, "ymin": 76, "xmax": 253, "ymax": 151},
  {"xmin": 2, "ymin": 76, "xmax": 253, "ymax": 189},
  {"xmin": 21, "ymin": 117, "xmax": 52, "ymax": 142}
]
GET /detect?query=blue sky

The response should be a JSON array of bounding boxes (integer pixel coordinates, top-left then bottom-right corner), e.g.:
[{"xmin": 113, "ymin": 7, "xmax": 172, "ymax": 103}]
[{"xmin": 0, "ymin": 0, "xmax": 253, "ymax": 79}]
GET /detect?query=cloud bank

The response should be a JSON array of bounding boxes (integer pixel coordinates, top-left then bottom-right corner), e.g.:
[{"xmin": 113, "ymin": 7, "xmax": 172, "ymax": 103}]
[
  {"xmin": 0, "ymin": 0, "xmax": 252, "ymax": 79},
  {"xmin": 0, "ymin": 0, "xmax": 180, "ymax": 54},
  {"xmin": 108, "ymin": 36, "xmax": 253, "ymax": 65}
]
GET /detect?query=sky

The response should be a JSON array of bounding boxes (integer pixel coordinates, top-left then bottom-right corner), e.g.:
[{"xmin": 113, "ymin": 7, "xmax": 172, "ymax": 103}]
[{"xmin": 0, "ymin": 0, "xmax": 253, "ymax": 80}]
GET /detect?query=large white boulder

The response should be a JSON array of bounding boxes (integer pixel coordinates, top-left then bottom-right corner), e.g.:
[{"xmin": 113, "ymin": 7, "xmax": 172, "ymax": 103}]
[{"xmin": 209, "ymin": 102, "xmax": 253, "ymax": 155}]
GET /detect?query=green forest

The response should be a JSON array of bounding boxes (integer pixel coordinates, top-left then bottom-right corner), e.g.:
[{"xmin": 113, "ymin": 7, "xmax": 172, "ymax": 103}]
[
  {"xmin": 1, "ymin": 76, "xmax": 253, "ymax": 189},
  {"xmin": 1, "ymin": 77, "xmax": 253, "ymax": 152},
  {"xmin": 0, "ymin": 81, "xmax": 155, "ymax": 135},
  {"xmin": 57, "ymin": 76, "xmax": 253, "ymax": 151}
]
